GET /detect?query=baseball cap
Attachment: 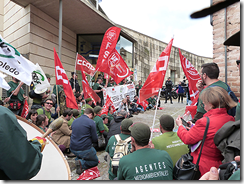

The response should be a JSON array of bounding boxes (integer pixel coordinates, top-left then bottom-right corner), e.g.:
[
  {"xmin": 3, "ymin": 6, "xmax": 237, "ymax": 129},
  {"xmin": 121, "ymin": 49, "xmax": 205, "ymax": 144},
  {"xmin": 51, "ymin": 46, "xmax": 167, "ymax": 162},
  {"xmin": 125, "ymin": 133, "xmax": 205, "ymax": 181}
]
[
  {"xmin": 129, "ymin": 122, "xmax": 151, "ymax": 144},
  {"xmin": 121, "ymin": 119, "xmax": 133, "ymax": 132},
  {"xmin": 45, "ymin": 73, "xmax": 51, "ymax": 79},
  {"xmin": 72, "ymin": 109, "xmax": 80, "ymax": 117},
  {"xmin": 101, "ymin": 114, "xmax": 109, "ymax": 120},
  {"xmin": 85, "ymin": 98, "xmax": 92, "ymax": 102},
  {"xmin": 159, "ymin": 114, "xmax": 174, "ymax": 131},
  {"xmin": 94, "ymin": 106, "xmax": 102, "ymax": 114}
]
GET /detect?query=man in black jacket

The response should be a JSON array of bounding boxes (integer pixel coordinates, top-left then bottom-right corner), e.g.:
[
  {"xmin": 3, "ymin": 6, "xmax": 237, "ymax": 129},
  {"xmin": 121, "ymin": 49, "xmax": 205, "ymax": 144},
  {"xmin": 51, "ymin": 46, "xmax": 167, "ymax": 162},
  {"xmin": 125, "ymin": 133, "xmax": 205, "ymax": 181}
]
[
  {"xmin": 69, "ymin": 72, "xmax": 80, "ymax": 94},
  {"xmin": 107, "ymin": 110, "xmax": 127, "ymax": 141},
  {"xmin": 165, "ymin": 77, "xmax": 173, "ymax": 104}
]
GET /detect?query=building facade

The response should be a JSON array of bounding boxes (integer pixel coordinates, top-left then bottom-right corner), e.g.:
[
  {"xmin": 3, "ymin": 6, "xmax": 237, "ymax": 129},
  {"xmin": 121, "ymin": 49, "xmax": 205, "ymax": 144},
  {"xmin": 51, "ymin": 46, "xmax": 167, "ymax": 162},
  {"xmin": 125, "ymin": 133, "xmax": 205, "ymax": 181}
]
[{"xmin": 0, "ymin": 0, "xmax": 214, "ymax": 101}]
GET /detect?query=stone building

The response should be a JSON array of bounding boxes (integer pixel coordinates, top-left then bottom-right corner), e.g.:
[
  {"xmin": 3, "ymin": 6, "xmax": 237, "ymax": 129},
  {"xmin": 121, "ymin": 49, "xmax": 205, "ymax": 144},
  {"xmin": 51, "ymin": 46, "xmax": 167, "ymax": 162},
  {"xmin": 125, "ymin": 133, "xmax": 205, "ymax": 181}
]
[
  {"xmin": 211, "ymin": 0, "xmax": 240, "ymax": 97},
  {"xmin": 0, "ymin": 0, "xmax": 213, "ymax": 101}
]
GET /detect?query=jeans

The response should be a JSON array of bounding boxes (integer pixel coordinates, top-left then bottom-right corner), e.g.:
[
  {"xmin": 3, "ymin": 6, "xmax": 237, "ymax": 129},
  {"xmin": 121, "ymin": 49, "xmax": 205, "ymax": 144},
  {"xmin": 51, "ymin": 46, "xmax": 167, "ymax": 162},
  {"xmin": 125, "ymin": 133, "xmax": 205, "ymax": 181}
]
[{"xmin": 70, "ymin": 147, "xmax": 98, "ymax": 170}]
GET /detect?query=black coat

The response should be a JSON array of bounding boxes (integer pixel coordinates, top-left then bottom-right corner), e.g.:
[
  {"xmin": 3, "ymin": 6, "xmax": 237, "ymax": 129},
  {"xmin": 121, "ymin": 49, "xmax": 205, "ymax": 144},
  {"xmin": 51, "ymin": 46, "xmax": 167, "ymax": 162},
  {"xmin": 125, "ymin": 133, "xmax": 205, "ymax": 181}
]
[{"xmin": 107, "ymin": 116, "xmax": 125, "ymax": 141}]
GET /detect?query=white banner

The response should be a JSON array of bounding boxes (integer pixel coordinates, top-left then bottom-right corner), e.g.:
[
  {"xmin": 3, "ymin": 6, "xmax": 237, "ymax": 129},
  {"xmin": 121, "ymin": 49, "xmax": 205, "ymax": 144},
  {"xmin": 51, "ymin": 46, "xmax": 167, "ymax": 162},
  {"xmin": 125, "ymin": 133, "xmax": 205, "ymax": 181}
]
[
  {"xmin": 32, "ymin": 63, "xmax": 50, "ymax": 90},
  {"xmin": 0, "ymin": 72, "xmax": 10, "ymax": 90},
  {"xmin": 103, "ymin": 84, "xmax": 135, "ymax": 109},
  {"xmin": 0, "ymin": 35, "xmax": 36, "ymax": 85}
]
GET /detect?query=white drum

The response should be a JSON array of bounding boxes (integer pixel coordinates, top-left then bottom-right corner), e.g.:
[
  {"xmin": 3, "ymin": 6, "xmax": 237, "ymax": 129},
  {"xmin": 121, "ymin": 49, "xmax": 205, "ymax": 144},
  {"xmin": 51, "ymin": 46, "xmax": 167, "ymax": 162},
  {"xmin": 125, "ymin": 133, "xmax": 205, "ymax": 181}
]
[{"xmin": 16, "ymin": 116, "xmax": 71, "ymax": 180}]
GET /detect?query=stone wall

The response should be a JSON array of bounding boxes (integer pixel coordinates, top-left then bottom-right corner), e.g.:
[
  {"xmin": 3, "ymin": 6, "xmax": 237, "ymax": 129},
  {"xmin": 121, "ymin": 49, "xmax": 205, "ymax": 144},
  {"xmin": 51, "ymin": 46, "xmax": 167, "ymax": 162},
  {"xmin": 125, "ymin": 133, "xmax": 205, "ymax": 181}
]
[{"xmin": 212, "ymin": 0, "xmax": 240, "ymax": 97}]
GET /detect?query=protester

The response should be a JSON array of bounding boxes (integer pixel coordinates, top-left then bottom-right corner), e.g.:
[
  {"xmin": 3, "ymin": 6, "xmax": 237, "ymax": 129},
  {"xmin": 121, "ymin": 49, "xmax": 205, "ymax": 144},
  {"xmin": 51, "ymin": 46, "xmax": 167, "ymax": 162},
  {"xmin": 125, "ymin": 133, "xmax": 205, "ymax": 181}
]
[
  {"xmin": 29, "ymin": 87, "xmax": 49, "ymax": 110},
  {"xmin": 107, "ymin": 106, "xmax": 115, "ymax": 125},
  {"xmin": 192, "ymin": 62, "xmax": 235, "ymax": 123},
  {"xmin": 107, "ymin": 110, "xmax": 127, "ymax": 141},
  {"xmin": 117, "ymin": 98, "xmax": 130, "ymax": 117},
  {"xmin": 165, "ymin": 77, "xmax": 173, "ymax": 104},
  {"xmin": 92, "ymin": 77, "xmax": 104, "ymax": 106},
  {"xmin": 101, "ymin": 114, "xmax": 109, "ymax": 145},
  {"xmin": 7, "ymin": 77, "xmax": 28, "ymax": 116},
  {"xmin": 152, "ymin": 114, "xmax": 189, "ymax": 166},
  {"xmin": 135, "ymin": 80, "xmax": 142, "ymax": 96},
  {"xmin": 36, "ymin": 98, "xmax": 60, "ymax": 124},
  {"xmin": 75, "ymin": 92, "xmax": 83, "ymax": 110},
  {"xmin": 68, "ymin": 109, "xmax": 81, "ymax": 126},
  {"xmin": 105, "ymin": 119, "xmax": 133, "ymax": 180},
  {"xmin": 107, "ymin": 78, "xmax": 117, "ymax": 87},
  {"xmin": 176, "ymin": 81, "xmax": 184, "ymax": 103},
  {"xmin": 35, "ymin": 114, "xmax": 49, "ymax": 132},
  {"xmin": 185, "ymin": 83, "xmax": 192, "ymax": 105},
  {"xmin": 70, "ymin": 108, "xmax": 98, "ymax": 175},
  {"xmin": 117, "ymin": 122, "xmax": 173, "ymax": 180},
  {"xmin": 146, "ymin": 96, "xmax": 156, "ymax": 110},
  {"xmin": 0, "ymin": 106, "xmax": 44, "ymax": 179},
  {"xmin": 69, "ymin": 72, "xmax": 80, "ymax": 94},
  {"xmin": 126, "ymin": 95, "xmax": 139, "ymax": 115},
  {"xmin": 176, "ymin": 86, "xmax": 236, "ymax": 176},
  {"xmin": 133, "ymin": 95, "xmax": 145, "ymax": 112},
  {"xmin": 26, "ymin": 109, "xmax": 38, "ymax": 124},
  {"xmin": 119, "ymin": 79, "xmax": 126, "ymax": 85},
  {"xmin": 52, "ymin": 108, "xmax": 73, "ymax": 153},
  {"xmin": 81, "ymin": 98, "xmax": 93, "ymax": 110}
]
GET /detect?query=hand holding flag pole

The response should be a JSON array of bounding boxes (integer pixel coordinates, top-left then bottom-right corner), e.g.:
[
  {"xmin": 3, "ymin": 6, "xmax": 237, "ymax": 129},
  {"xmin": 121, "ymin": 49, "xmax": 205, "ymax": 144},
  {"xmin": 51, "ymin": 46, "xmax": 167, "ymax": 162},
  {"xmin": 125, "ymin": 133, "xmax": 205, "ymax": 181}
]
[{"xmin": 150, "ymin": 88, "xmax": 161, "ymax": 141}]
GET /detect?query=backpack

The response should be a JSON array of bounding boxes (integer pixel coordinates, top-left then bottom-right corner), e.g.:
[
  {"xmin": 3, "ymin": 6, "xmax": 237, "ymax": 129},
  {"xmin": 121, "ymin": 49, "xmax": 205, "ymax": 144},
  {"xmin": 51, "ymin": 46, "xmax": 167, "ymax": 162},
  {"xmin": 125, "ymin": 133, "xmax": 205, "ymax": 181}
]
[
  {"xmin": 111, "ymin": 135, "xmax": 131, "ymax": 176},
  {"xmin": 211, "ymin": 82, "xmax": 238, "ymax": 117}
]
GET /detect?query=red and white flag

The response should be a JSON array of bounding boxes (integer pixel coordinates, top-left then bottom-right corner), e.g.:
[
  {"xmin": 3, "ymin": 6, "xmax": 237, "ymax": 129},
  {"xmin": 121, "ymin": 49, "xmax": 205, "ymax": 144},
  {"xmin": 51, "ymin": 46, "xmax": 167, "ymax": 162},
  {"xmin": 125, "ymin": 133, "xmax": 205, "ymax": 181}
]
[
  {"xmin": 21, "ymin": 100, "xmax": 29, "ymax": 118},
  {"xmin": 96, "ymin": 27, "xmax": 121, "ymax": 72},
  {"xmin": 54, "ymin": 48, "xmax": 78, "ymax": 109},
  {"xmin": 82, "ymin": 80, "xmax": 100, "ymax": 105},
  {"xmin": 75, "ymin": 53, "xmax": 95, "ymax": 76},
  {"xmin": 101, "ymin": 95, "xmax": 116, "ymax": 115},
  {"xmin": 136, "ymin": 99, "xmax": 148, "ymax": 111},
  {"xmin": 139, "ymin": 38, "xmax": 174, "ymax": 102},
  {"xmin": 179, "ymin": 48, "xmax": 201, "ymax": 101}
]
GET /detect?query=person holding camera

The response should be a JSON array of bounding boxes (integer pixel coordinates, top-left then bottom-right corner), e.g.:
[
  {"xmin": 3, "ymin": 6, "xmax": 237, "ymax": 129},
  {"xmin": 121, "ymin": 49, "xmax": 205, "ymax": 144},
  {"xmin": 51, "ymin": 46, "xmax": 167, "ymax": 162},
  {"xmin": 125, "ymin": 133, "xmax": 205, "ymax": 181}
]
[{"xmin": 176, "ymin": 86, "xmax": 236, "ymax": 177}]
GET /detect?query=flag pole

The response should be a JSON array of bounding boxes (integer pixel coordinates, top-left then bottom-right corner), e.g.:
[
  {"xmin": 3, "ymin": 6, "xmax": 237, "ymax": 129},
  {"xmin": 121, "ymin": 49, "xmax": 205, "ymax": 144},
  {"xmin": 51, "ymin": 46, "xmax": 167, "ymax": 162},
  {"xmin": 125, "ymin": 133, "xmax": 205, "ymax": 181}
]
[
  {"xmin": 150, "ymin": 88, "xmax": 161, "ymax": 141},
  {"xmin": 73, "ymin": 53, "xmax": 78, "ymax": 93},
  {"xmin": 9, "ymin": 83, "xmax": 22, "ymax": 98}
]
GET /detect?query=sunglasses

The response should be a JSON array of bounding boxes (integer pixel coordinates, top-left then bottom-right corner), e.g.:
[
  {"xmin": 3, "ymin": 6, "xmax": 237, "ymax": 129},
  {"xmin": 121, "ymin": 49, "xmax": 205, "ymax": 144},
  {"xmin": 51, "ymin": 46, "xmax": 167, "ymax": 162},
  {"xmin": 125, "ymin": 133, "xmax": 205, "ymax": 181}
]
[{"xmin": 45, "ymin": 102, "xmax": 53, "ymax": 105}]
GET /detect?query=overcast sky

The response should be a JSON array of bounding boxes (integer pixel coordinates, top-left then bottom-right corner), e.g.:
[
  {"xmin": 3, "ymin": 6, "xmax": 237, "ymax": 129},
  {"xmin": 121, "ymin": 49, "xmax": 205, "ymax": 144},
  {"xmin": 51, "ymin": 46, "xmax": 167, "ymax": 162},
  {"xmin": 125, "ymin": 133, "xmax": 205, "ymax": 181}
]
[{"xmin": 100, "ymin": 0, "xmax": 214, "ymax": 58}]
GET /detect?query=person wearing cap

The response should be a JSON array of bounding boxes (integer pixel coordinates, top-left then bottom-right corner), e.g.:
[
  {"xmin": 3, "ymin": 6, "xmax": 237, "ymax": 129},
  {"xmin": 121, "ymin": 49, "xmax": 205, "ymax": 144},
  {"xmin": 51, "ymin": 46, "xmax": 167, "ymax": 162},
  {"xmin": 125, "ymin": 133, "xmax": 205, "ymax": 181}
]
[
  {"xmin": 52, "ymin": 108, "xmax": 73, "ymax": 155},
  {"xmin": 105, "ymin": 119, "xmax": 133, "ymax": 180},
  {"xmin": 70, "ymin": 108, "xmax": 99, "ymax": 175},
  {"xmin": 29, "ymin": 87, "xmax": 49, "ymax": 110},
  {"xmin": 152, "ymin": 114, "xmax": 189, "ymax": 166},
  {"xmin": 36, "ymin": 98, "xmax": 60, "ymax": 124},
  {"xmin": 117, "ymin": 122, "xmax": 173, "ymax": 180},
  {"xmin": 119, "ymin": 79, "xmax": 126, "ymax": 85},
  {"xmin": 7, "ymin": 77, "xmax": 28, "ymax": 116},
  {"xmin": 81, "ymin": 98, "xmax": 93, "ymax": 110},
  {"xmin": 107, "ymin": 78, "xmax": 117, "ymax": 87},
  {"xmin": 92, "ymin": 77, "xmax": 104, "ymax": 106},
  {"xmin": 69, "ymin": 72, "xmax": 80, "ymax": 94},
  {"xmin": 165, "ymin": 77, "xmax": 173, "ymax": 104}
]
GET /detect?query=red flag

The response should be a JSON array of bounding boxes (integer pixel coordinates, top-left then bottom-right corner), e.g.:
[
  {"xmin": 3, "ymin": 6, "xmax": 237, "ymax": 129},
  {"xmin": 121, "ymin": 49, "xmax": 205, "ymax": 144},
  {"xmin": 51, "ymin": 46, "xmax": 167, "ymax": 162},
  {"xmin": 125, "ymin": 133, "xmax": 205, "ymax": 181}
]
[
  {"xmin": 139, "ymin": 38, "xmax": 174, "ymax": 102},
  {"xmin": 54, "ymin": 48, "xmax": 78, "ymax": 109},
  {"xmin": 96, "ymin": 27, "xmax": 121, "ymax": 72},
  {"xmin": 101, "ymin": 95, "xmax": 116, "ymax": 115},
  {"xmin": 21, "ymin": 100, "xmax": 29, "ymax": 118},
  {"xmin": 104, "ymin": 48, "xmax": 133, "ymax": 84},
  {"xmin": 179, "ymin": 48, "xmax": 201, "ymax": 101},
  {"xmin": 137, "ymin": 99, "xmax": 148, "ymax": 110},
  {"xmin": 82, "ymin": 80, "xmax": 100, "ymax": 105},
  {"xmin": 75, "ymin": 53, "xmax": 95, "ymax": 76}
]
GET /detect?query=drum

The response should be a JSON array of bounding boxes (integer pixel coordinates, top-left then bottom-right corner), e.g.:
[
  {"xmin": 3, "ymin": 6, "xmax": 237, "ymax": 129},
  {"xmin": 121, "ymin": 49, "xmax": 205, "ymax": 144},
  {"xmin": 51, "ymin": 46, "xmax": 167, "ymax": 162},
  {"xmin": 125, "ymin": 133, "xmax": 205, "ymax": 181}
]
[{"xmin": 16, "ymin": 116, "xmax": 71, "ymax": 180}]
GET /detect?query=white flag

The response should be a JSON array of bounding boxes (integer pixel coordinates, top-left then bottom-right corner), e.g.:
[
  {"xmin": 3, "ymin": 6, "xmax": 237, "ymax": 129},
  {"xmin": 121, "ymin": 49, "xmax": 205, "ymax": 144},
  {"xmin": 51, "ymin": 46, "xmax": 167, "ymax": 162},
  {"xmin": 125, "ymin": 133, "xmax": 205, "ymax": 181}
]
[
  {"xmin": 0, "ymin": 72, "xmax": 10, "ymax": 90},
  {"xmin": 32, "ymin": 63, "xmax": 50, "ymax": 90},
  {"xmin": 0, "ymin": 35, "xmax": 36, "ymax": 85}
]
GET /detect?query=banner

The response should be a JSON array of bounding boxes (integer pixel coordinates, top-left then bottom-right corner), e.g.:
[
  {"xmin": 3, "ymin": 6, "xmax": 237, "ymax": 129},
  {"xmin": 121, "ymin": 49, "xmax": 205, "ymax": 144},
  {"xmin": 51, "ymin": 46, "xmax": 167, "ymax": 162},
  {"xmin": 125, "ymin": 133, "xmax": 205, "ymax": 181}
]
[
  {"xmin": 101, "ymin": 95, "xmax": 116, "ymax": 115},
  {"xmin": 139, "ymin": 38, "xmax": 174, "ymax": 102},
  {"xmin": 96, "ymin": 27, "xmax": 121, "ymax": 71},
  {"xmin": 179, "ymin": 48, "xmax": 201, "ymax": 101},
  {"xmin": 0, "ymin": 35, "xmax": 36, "ymax": 85},
  {"xmin": 21, "ymin": 100, "xmax": 29, "ymax": 118},
  {"xmin": 54, "ymin": 48, "xmax": 78, "ymax": 109},
  {"xmin": 32, "ymin": 63, "xmax": 50, "ymax": 91},
  {"xmin": 103, "ymin": 84, "xmax": 135, "ymax": 109},
  {"xmin": 0, "ymin": 72, "xmax": 10, "ymax": 90},
  {"xmin": 75, "ymin": 53, "xmax": 95, "ymax": 76}
]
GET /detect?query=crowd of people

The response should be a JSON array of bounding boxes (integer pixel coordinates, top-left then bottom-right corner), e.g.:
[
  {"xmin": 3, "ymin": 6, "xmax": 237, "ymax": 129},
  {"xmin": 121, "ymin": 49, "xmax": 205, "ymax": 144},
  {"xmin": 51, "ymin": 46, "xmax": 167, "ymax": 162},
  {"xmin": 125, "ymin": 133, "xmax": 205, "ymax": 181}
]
[{"xmin": 0, "ymin": 58, "xmax": 240, "ymax": 180}]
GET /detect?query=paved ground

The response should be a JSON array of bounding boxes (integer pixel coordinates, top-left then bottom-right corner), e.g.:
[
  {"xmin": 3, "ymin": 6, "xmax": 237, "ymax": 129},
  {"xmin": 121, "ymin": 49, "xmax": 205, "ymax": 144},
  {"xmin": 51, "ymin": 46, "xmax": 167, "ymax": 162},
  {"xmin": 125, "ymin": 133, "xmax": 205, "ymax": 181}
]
[{"xmin": 66, "ymin": 97, "xmax": 188, "ymax": 180}]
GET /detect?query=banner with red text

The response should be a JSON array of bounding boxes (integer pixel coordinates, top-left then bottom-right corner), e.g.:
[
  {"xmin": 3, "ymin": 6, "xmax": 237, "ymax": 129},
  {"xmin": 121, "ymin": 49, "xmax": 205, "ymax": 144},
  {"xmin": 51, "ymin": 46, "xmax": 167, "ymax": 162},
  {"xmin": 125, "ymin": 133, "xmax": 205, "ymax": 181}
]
[
  {"xmin": 21, "ymin": 100, "xmax": 29, "ymax": 118},
  {"xmin": 75, "ymin": 53, "xmax": 95, "ymax": 76}
]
